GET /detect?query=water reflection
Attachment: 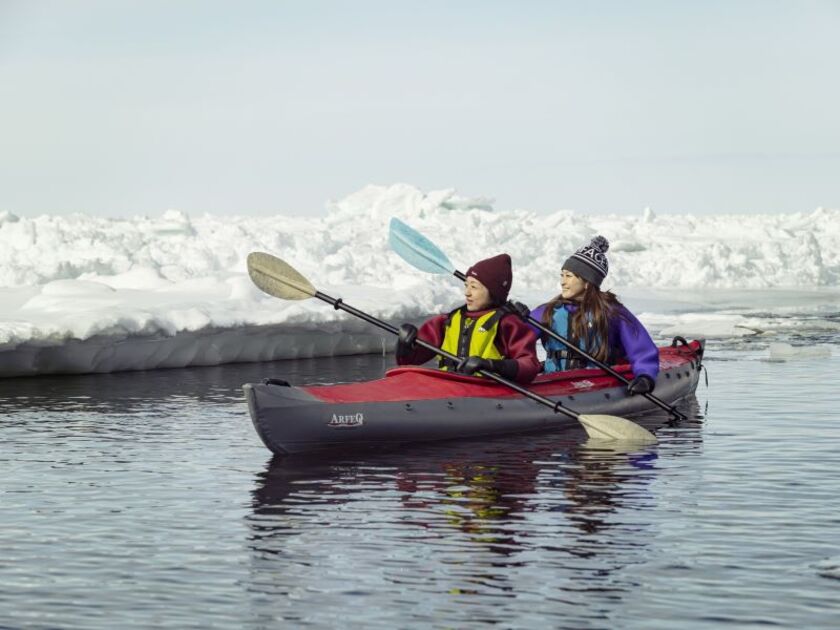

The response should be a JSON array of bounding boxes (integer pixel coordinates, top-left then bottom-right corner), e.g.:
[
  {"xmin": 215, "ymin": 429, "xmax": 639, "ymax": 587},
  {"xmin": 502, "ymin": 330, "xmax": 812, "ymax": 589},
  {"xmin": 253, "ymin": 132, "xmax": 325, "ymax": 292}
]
[
  {"xmin": 560, "ymin": 440, "xmax": 659, "ymax": 537},
  {"xmin": 0, "ymin": 353, "xmax": 392, "ymax": 413},
  {"xmin": 245, "ymin": 396, "xmax": 704, "ymax": 614}
]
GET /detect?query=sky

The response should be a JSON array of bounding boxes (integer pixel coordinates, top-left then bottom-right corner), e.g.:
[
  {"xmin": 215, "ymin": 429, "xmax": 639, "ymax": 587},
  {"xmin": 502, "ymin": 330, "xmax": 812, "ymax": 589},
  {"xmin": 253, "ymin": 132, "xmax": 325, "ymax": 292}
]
[{"xmin": 1, "ymin": 0, "xmax": 838, "ymax": 218}]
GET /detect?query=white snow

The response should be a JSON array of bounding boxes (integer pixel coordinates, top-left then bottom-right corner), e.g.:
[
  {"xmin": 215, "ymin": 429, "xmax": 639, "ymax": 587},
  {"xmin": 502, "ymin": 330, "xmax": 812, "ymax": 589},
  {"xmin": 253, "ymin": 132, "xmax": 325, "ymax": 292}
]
[{"xmin": 2, "ymin": 184, "xmax": 839, "ymax": 376}]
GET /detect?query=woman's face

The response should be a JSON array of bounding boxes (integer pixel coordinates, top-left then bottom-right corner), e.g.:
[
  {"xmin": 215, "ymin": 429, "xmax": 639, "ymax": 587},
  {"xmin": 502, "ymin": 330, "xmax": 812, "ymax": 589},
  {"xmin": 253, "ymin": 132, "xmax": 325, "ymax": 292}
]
[
  {"xmin": 464, "ymin": 277, "xmax": 492, "ymax": 311},
  {"xmin": 560, "ymin": 270, "xmax": 587, "ymax": 301}
]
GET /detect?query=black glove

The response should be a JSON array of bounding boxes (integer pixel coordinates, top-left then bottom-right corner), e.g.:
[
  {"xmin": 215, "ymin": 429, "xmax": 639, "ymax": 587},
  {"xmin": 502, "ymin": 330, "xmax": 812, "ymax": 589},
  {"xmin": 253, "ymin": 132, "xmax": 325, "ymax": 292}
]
[
  {"xmin": 626, "ymin": 374, "xmax": 655, "ymax": 396},
  {"xmin": 456, "ymin": 355, "xmax": 493, "ymax": 376},
  {"xmin": 507, "ymin": 301, "xmax": 531, "ymax": 319},
  {"xmin": 395, "ymin": 323, "xmax": 418, "ymax": 358}
]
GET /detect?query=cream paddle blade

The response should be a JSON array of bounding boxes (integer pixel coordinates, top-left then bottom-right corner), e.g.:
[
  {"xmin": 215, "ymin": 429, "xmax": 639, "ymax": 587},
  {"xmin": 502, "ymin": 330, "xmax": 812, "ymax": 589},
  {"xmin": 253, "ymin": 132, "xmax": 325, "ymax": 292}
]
[
  {"xmin": 577, "ymin": 414, "xmax": 657, "ymax": 444},
  {"xmin": 247, "ymin": 252, "xmax": 316, "ymax": 300}
]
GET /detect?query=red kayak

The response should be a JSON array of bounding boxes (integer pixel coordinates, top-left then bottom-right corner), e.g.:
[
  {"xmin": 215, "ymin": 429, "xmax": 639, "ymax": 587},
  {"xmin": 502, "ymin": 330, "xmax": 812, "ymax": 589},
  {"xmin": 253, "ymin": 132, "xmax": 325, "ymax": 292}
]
[{"xmin": 244, "ymin": 338, "xmax": 704, "ymax": 455}]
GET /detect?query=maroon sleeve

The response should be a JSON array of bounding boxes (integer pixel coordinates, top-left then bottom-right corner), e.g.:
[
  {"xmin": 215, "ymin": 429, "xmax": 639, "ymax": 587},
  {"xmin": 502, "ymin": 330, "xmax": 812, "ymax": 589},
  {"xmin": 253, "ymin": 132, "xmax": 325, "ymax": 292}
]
[
  {"xmin": 496, "ymin": 315, "xmax": 541, "ymax": 384},
  {"xmin": 395, "ymin": 314, "xmax": 447, "ymax": 366}
]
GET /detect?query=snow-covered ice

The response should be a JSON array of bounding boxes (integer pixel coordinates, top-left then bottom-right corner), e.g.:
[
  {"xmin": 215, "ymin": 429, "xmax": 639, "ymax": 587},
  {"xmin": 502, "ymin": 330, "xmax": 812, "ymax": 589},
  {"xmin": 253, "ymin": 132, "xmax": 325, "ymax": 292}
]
[{"xmin": 2, "ymin": 184, "xmax": 839, "ymax": 376}]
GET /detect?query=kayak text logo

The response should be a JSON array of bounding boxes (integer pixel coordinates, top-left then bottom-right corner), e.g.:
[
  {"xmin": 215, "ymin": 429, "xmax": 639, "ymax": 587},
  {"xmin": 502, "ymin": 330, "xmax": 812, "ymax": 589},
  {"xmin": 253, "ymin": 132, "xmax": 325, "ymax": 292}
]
[{"xmin": 328, "ymin": 412, "xmax": 365, "ymax": 428}]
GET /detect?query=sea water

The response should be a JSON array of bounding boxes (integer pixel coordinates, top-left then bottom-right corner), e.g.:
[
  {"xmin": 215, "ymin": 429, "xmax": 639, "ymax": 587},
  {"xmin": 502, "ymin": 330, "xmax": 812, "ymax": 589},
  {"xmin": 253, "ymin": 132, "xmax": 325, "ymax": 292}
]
[{"xmin": 1, "ymin": 340, "xmax": 838, "ymax": 628}]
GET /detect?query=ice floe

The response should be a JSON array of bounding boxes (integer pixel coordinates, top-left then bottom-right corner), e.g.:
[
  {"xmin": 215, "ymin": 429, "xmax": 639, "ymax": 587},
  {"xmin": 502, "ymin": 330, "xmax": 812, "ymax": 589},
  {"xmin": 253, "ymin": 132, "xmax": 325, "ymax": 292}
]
[{"xmin": 1, "ymin": 184, "xmax": 839, "ymax": 375}]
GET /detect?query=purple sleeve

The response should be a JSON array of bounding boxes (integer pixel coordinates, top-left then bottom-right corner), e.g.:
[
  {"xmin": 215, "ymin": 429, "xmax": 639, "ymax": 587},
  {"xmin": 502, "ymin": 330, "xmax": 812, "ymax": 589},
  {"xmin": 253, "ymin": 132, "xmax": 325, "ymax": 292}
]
[
  {"xmin": 612, "ymin": 306, "xmax": 660, "ymax": 380},
  {"xmin": 527, "ymin": 304, "xmax": 549, "ymax": 338}
]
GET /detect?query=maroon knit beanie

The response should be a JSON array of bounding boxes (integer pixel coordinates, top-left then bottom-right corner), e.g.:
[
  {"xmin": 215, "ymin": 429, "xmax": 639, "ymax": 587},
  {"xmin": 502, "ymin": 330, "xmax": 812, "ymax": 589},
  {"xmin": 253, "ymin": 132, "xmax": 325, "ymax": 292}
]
[{"xmin": 466, "ymin": 253, "xmax": 512, "ymax": 306}]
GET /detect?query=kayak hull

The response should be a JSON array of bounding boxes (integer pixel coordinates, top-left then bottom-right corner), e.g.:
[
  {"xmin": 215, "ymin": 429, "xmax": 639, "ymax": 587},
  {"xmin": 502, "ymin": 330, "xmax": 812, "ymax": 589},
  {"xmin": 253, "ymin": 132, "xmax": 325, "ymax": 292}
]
[{"xmin": 244, "ymin": 339, "xmax": 704, "ymax": 455}]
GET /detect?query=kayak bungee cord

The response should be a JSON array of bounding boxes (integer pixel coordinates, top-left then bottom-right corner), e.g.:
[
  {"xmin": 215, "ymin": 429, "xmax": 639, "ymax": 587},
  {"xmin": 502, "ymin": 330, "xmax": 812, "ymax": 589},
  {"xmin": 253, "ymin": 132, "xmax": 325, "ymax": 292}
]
[
  {"xmin": 246, "ymin": 251, "xmax": 657, "ymax": 443},
  {"xmin": 388, "ymin": 217, "xmax": 687, "ymax": 422}
]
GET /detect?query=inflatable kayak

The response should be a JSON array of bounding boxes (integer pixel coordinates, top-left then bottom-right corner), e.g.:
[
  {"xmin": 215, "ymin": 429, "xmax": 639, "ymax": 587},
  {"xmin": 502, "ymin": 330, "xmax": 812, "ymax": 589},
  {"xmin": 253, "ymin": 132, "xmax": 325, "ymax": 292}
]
[{"xmin": 244, "ymin": 339, "xmax": 704, "ymax": 456}]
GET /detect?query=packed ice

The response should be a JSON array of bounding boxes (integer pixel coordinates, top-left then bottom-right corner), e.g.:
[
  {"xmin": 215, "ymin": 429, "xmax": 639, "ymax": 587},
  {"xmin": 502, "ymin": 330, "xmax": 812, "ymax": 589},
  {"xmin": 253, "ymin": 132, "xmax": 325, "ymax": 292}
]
[{"xmin": 1, "ymin": 184, "xmax": 839, "ymax": 376}]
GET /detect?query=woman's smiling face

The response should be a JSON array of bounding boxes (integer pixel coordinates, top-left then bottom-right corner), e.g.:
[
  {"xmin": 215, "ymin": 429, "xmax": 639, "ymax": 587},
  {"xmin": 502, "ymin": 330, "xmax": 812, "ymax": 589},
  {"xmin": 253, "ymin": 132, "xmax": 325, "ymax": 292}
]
[
  {"xmin": 560, "ymin": 270, "xmax": 587, "ymax": 301},
  {"xmin": 464, "ymin": 277, "xmax": 492, "ymax": 311}
]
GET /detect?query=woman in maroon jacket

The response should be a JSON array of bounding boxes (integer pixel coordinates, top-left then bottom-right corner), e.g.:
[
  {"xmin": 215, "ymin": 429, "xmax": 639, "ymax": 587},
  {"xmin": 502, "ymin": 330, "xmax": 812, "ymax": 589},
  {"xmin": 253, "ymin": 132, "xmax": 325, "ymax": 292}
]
[{"xmin": 395, "ymin": 253, "xmax": 540, "ymax": 384}]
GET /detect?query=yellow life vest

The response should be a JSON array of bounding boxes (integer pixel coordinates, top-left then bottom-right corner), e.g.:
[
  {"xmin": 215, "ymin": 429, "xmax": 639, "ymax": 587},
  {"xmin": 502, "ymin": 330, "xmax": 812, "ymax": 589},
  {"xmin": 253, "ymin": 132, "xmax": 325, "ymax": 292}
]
[{"xmin": 438, "ymin": 307, "xmax": 505, "ymax": 373}]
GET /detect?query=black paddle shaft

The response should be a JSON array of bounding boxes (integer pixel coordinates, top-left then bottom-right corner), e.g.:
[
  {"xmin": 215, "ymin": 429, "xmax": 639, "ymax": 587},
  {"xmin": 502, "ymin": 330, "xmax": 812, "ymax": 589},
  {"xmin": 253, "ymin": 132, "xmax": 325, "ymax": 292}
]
[
  {"xmin": 313, "ymin": 290, "xmax": 581, "ymax": 421},
  {"xmin": 452, "ymin": 271, "xmax": 686, "ymax": 421}
]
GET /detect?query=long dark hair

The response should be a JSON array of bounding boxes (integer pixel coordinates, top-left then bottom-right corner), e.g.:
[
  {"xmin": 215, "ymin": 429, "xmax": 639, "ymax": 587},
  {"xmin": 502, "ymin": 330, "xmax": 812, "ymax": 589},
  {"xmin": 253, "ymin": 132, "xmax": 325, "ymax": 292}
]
[{"xmin": 541, "ymin": 284, "xmax": 628, "ymax": 363}]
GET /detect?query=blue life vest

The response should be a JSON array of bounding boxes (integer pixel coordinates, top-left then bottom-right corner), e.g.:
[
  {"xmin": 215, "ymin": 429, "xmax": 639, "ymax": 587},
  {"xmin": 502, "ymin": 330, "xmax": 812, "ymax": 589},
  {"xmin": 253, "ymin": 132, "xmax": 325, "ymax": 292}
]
[{"xmin": 542, "ymin": 305, "xmax": 603, "ymax": 374}]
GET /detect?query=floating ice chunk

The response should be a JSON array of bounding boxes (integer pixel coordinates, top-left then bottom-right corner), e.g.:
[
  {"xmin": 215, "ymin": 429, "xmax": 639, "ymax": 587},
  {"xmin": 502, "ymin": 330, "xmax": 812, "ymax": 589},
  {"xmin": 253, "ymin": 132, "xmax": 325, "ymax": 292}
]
[
  {"xmin": 815, "ymin": 558, "xmax": 840, "ymax": 580},
  {"xmin": 768, "ymin": 342, "xmax": 831, "ymax": 361},
  {"xmin": 657, "ymin": 313, "xmax": 768, "ymax": 339}
]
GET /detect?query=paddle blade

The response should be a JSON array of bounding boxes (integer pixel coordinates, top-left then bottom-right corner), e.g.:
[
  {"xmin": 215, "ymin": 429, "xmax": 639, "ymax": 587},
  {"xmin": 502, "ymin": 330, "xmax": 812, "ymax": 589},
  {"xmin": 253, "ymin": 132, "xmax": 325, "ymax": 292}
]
[
  {"xmin": 247, "ymin": 252, "xmax": 316, "ymax": 300},
  {"xmin": 388, "ymin": 217, "xmax": 456, "ymax": 275},
  {"xmin": 577, "ymin": 414, "xmax": 657, "ymax": 444}
]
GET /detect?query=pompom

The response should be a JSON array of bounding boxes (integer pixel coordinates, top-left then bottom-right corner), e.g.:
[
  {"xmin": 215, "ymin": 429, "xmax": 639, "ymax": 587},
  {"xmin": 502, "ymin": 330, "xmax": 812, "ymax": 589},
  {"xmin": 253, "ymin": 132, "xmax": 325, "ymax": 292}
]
[{"xmin": 590, "ymin": 235, "xmax": 609, "ymax": 253}]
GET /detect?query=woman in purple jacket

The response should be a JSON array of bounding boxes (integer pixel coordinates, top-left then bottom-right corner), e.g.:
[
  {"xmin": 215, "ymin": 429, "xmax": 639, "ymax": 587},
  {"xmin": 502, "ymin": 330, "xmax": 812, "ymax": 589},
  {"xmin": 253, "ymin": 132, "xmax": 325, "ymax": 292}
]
[{"xmin": 529, "ymin": 236, "xmax": 659, "ymax": 396}]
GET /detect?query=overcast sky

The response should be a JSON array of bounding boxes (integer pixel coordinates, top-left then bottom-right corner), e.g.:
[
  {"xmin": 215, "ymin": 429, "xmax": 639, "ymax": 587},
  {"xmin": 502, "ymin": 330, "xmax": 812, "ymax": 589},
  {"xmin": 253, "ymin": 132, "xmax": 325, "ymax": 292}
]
[{"xmin": 1, "ymin": 0, "xmax": 838, "ymax": 217}]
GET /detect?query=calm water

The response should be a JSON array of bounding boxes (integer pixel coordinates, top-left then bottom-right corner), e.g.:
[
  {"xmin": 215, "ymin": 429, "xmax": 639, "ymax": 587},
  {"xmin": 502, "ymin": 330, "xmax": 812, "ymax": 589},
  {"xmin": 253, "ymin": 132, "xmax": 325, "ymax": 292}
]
[{"xmin": 1, "ymin": 346, "xmax": 839, "ymax": 629}]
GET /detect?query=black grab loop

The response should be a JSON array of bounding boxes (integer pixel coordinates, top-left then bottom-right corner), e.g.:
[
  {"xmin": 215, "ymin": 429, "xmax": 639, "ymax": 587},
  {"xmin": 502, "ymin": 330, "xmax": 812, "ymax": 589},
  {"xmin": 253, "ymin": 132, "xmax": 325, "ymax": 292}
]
[
  {"xmin": 263, "ymin": 378, "xmax": 291, "ymax": 387},
  {"xmin": 671, "ymin": 335, "xmax": 688, "ymax": 347},
  {"xmin": 332, "ymin": 298, "xmax": 343, "ymax": 310}
]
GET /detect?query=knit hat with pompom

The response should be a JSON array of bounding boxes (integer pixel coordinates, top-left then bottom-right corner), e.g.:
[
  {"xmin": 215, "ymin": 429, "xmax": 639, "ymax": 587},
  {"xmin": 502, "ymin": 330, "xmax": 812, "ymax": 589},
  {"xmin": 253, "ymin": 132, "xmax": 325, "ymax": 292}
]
[{"xmin": 562, "ymin": 236, "xmax": 610, "ymax": 288}]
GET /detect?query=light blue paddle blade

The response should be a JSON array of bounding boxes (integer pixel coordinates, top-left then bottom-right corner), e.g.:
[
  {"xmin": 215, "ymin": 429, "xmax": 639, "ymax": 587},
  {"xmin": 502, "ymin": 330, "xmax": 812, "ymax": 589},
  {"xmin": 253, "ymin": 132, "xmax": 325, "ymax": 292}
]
[{"xmin": 388, "ymin": 217, "xmax": 456, "ymax": 275}]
